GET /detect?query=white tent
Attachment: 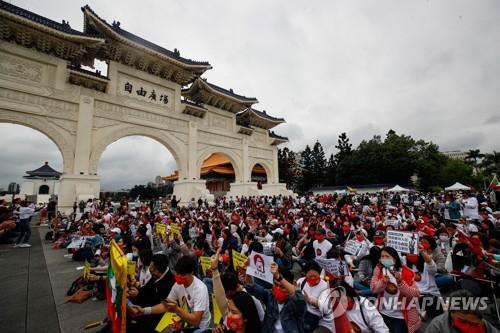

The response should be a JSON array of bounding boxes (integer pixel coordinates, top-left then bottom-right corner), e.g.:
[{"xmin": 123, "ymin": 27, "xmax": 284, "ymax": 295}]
[
  {"xmin": 387, "ymin": 185, "xmax": 410, "ymax": 192},
  {"xmin": 445, "ymin": 182, "xmax": 471, "ymax": 191}
]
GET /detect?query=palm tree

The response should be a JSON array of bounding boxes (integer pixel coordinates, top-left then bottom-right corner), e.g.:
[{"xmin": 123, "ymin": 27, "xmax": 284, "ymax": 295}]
[
  {"xmin": 465, "ymin": 149, "xmax": 483, "ymax": 166},
  {"xmin": 481, "ymin": 151, "xmax": 500, "ymax": 175}
]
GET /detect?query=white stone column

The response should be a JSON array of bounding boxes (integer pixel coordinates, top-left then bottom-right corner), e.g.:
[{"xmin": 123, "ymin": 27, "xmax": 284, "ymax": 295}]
[
  {"xmin": 187, "ymin": 121, "xmax": 198, "ymax": 180},
  {"xmin": 242, "ymin": 138, "xmax": 250, "ymax": 182},
  {"xmin": 272, "ymin": 146, "xmax": 279, "ymax": 183},
  {"xmin": 73, "ymin": 95, "xmax": 94, "ymax": 175}
]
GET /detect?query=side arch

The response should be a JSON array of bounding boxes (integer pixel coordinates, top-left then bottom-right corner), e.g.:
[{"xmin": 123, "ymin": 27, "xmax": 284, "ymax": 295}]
[
  {"xmin": 88, "ymin": 126, "xmax": 187, "ymax": 178},
  {"xmin": 0, "ymin": 110, "xmax": 74, "ymax": 174},
  {"xmin": 249, "ymin": 159, "xmax": 274, "ymax": 183},
  {"xmin": 196, "ymin": 147, "xmax": 242, "ymax": 182}
]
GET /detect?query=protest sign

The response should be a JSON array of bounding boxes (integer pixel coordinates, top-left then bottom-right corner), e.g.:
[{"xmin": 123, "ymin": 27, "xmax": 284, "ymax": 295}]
[
  {"xmin": 155, "ymin": 299, "xmax": 187, "ymax": 332},
  {"xmin": 262, "ymin": 242, "xmax": 275, "ymax": 256},
  {"xmin": 156, "ymin": 223, "xmax": 166, "ymax": 237},
  {"xmin": 344, "ymin": 239, "xmax": 363, "ymax": 255},
  {"xmin": 83, "ymin": 260, "xmax": 90, "ymax": 279},
  {"xmin": 200, "ymin": 256, "xmax": 211, "ymax": 275},
  {"xmin": 314, "ymin": 257, "xmax": 341, "ymax": 275},
  {"xmin": 170, "ymin": 223, "xmax": 181, "ymax": 237},
  {"xmin": 127, "ymin": 261, "xmax": 136, "ymax": 278},
  {"xmin": 386, "ymin": 230, "xmax": 419, "ymax": 254},
  {"xmin": 246, "ymin": 251, "xmax": 274, "ymax": 284},
  {"xmin": 385, "ymin": 219, "xmax": 400, "ymax": 229},
  {"xmin": 67, "ymin": 237, "xmax": 86, "ymax": 249},
  {"xmin": 212, "ymin": 295, "xmax": 222, "ymax": 325},
  {"xmin": 232, "ymin": 250, "xmax": 248, "ymax": 271}
]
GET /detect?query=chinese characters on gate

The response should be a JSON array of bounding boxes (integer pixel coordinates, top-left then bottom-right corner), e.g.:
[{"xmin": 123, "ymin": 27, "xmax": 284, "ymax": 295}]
[{"xmin": 119, "ymin": 76, "xmax": 172, "ymax": 108}]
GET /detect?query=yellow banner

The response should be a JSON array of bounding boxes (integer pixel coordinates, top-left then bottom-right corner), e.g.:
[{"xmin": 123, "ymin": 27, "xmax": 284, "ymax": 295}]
[
  {"xmin": 170, "ymin": 223, "xmax": 181, "ymax": 237},
  {"xmin": 232, "ymin": 250, "xmax": 248, "ymax": 271},
  {"xmin": 200, "ymin": 256, "xmax": 211, "ymax": 275},
  {"xmin": 212, "ymin": 294, "xmax": 222, "ymax": 325},
  {"xmin": 83, "ymin": 260, "xmax": 90, "ymax": 279},
  {"xmin": 127, "ymin": 261, "xmax": 136, "ymax": 279},
  {"xmin": 155, "ymin": 312, "xmax": 182, "ymax": 332},
  {"xmin": 156, "ymin": 223, "xmax": 166, "ymax": 236}
]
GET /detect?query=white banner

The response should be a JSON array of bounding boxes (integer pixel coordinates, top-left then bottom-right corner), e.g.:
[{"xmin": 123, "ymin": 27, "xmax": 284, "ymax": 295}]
[
  {"xmin": 344, "ymin": 239, "xmax": 363, "ymax": 255},
  {"xmin": 386, "ymin": 230, "xmax": 419, "ymax": 255},
  {"xmin": 246, "ymin": 251, "xmax": 274, "ymax": 284},
  {"xmin": 314, "ymin": 258, "xmax": 346, "ymax": 275},
  {"xmin": 262, "ymin": 242, "xmax": 275, "ymax": 256}
]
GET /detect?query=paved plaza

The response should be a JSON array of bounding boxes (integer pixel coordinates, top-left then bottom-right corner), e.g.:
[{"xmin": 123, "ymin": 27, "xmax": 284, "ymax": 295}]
[{"xmin": 0, "ymin": 223, "xmax": 103, "ymax": 333}]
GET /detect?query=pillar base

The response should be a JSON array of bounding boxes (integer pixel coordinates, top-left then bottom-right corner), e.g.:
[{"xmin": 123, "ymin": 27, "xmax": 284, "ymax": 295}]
[
  {"xmin": 226, "ymin": 182, "xmax": 261, "ymax": 198},
  {"xmin": 58, "ymin": 174, "xmax": 100, "ymax": 213},
  {"xmin": 173, "ymin": 179, "xmax": 214, "ymax": 206},
  {"xmin": 261, "ymin": 183, "xmax": 295, "ymax": 197}
]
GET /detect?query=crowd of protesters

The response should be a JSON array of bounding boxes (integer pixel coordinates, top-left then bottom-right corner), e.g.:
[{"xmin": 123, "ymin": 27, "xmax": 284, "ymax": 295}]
[{"xmin": 2, "ymin": 190, "xmax": 500, "ymax": 333}]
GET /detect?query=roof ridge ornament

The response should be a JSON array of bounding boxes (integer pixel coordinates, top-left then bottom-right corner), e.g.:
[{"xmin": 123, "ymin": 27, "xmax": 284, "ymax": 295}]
[
  {"xmin": 112, "ymin": 20, "xmax": 121, "ymax": 28},
  {"xmin": 61, "ymin": 19, "xmax": 71, "ymax": 30},
  {"xmin": 174, "ymin": 48, "xmax": 180, "ymax": 57}
]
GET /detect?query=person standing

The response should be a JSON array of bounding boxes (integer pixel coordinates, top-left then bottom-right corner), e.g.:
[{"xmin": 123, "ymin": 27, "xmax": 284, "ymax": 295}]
[{"xmin": 14, "ymin": 201, "xmax": 38, "ymax": 248}]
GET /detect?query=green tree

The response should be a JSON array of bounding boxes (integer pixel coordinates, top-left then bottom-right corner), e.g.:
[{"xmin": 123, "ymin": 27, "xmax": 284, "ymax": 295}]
[
  {"xmin": 326, "ymin": 153, "xmax": 336, "ymax": 185},
  {"xmin": 298, "ymin": 145, "xmax": 314, "ymax": 193},
  {"xmin": 334, "ymin": 132, "xmax": 352, "ymax": 165},
  {"xmin": 481, "ymin": 151, "xmax": 500, "ymax": 176},
  {"xmin": 312, "ymin": 141, "xmax": 326, "ymax": 187}
]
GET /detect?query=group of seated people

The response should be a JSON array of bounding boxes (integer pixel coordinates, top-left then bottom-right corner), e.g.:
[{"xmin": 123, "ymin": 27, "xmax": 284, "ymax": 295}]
[{"xmin": 52, "ymin": 192, "xmax": 500, "ymax": 333}]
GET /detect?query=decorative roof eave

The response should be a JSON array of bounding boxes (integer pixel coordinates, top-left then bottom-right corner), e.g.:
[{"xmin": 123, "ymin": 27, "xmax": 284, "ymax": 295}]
[
  {"xmin": 68, "ymin": 68, "xmax": 109, "ymax": 92},
  {"xmin": 182, "ymin": 78, "xmax": 258, "ymax": 113},
  {"xmin": 82, "ymin": 6, "xmax": 212, "ymax": 74},
  {"xmin": 0, "ymin": 6, "xmax": 104, "ymax": 66},
  {"xmin": 236, "ymin": 108, "xmax": 285, "ymax": 130},
  {"xmin": 269, "ymin": 131, "xmax": 288, "ymax": 145},
  {"xmin": 181, "ymin": 100, "xmax": 207, "ymax": 118}
]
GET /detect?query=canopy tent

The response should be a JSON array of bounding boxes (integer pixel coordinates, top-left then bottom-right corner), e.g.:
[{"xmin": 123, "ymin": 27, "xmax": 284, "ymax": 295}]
[
  {"xmin": 386, "ymin": 185, "xmax": 410, "ymax": 192},
  {"xmin": 445, "ymin": 182, "xmax": 471, "ymax": 191}
]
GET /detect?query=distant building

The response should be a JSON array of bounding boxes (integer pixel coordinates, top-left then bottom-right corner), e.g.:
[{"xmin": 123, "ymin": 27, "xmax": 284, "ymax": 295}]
[
  {"xmin": 20, "ymin": 162, "xmax": 61, "ymax": 203},
  {"xmin": 442, "ymin": 151, "xmax": 468, "ymax": 161}
]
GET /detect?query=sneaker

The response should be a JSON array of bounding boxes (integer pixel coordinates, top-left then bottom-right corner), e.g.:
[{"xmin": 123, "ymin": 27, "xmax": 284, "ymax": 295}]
[
  {"xmin": 19, "ymin": 243, "xmax": 32, "ymax": 248},
  {"xmin": 13, "ymin": 243, "xmax": 20, "ymax": 248}
]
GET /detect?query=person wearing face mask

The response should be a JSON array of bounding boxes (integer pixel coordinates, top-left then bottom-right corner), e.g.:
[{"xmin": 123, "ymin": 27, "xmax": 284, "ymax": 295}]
[
  {"xmin": 313, "ymin": 228, "xmax": 333, "ymax": 259},
  {"xmin": 373, "ymin": 230, "xmax": 386, "ymax": 248},
  {"xmin": 425, "ymin": 289, "xmax": 499, "ymax": 333},
  {"xmin": 211, "ymin": 249, "xmax": 264, "ymax": 332},
  {"xmin": 245, "ymin": 262, "xmax": 306, "ymax": 333},
  {"xmin": 127, "ymin": 254, "xmax": 175, "ymax": 332},
  {"xmin": 406, "ymin": 236, "xmax": 443, "ymax": 320},
  {"xmin": 354, "ymin": 246, "xmax": 380, "ymax": 297},
  {"xmin": 371, "ymin": 246, "xmax": 421, "ymax": 333},
  {"xmin": 295, "ymin": 261, "xmax": 331, "ymax": 333},
  {"xmin": 132, "ymin": 255, "xmax": 212, "ymax": 331},
  {"xmin": 345, "ymin": 229, "xmax": 373, "ymax": 268}
]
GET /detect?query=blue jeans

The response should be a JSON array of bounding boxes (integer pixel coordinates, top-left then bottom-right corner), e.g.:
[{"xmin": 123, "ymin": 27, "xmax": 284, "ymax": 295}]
[
  {"xmin": 354, "ymin": 279, "xmax": 375, "ymax": 297},
  {"xmin": 435, "ymin": 274, "xmax": 454, "ymax": 290},
  {"xmin": 16, "ymin": 218, "xmax": 31, "ymax": 244}
]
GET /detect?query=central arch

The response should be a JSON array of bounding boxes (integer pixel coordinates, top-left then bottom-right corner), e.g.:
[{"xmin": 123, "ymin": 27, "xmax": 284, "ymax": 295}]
[{"xmin": 89, "ymin": 126, "xmax": 187, "ymax": 179}]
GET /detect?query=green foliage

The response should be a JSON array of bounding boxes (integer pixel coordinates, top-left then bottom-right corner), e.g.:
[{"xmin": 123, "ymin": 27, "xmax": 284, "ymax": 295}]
[{"xmin": 128, "ymin": 183, "xmax": 172, "ymax": 200}]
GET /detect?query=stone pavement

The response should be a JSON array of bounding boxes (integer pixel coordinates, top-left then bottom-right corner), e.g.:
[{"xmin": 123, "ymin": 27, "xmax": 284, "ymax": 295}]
[{"xmin": 0, "ymin": 224, "xmax": 104, "ymax": 333}]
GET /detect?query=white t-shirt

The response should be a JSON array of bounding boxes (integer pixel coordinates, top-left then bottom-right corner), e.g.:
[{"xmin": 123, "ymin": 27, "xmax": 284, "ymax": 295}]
[
  {"xmin": 313, "ymin": 240, "xmax": 332, "ymax": 258},
  {"xmin": 379, "ymin": 268, "xmax": 403, "ymax": 319},
  {"xmin": 347, "ymin": 297, "xmax": 389, "ymax": 333},
  {"xmin": 297, "ymin": 277, "xmax": 332, "ymax": 329},
  {"xmin": 167, "ymin": 277, "xmax": 212, "ymax": 330},
  {"xmin": 414, "ymin": 262, "xmax": 440, "ymax": 296},
  {"xmin": 274, "ymin": 303, "xmax": 285, "ymax": 333}
]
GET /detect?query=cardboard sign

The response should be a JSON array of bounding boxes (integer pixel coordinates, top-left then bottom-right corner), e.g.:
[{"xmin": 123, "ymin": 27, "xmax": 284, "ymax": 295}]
[
  {"xmin": 156, "ymin": 223, "xmax": 166, "ymax": 236},
  {"xmin": 200, "ymin": 256, "xmax": 211, "ymax": 275},
  {"xmin": 314, "ymin": 257, "xmax": 341, "ymax": 275},
  {"xmin": 83, "ymin": 260, "xmax": 90, "ymax": 279},
  {"xmin": 385, "ymin": 219, "xmax": 400, "ymax": 228},
  {"xmin": 246, "ymin": 251, "xmax": 274, "ymax": 284},
  {"xmin": 262, "ymin": 242, "xmax": 275, "ymax": 256},
  {"xmin": 344, "ymin": 239, "xmax": 363, "ymax": 255},
  {"xmin": 67, "ymin": 237, "xmax": 86, "ymax": 249},
  {"xmin": 170, "ymin": 223, "xmax": 181, "ymax": 237},
  {"xmin": 386, "ymin": 230, "xmax": 419, "ymax": 255},
  {"xmin": 212, "ymin": 294, "xmax": 222, "ymax": 325},
  {"xmin": 232, "ymin": 250, "xmax": 248, "ymax": 271},
  {"xmin": 127, "ymin": 261, "xmax": 136, "ymax": 278}
]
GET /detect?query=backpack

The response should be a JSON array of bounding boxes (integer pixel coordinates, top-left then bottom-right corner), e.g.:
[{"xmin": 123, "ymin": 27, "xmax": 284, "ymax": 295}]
[{"xmin": 67, "ymin": 276, "xmax": 86, "ymax": 296}]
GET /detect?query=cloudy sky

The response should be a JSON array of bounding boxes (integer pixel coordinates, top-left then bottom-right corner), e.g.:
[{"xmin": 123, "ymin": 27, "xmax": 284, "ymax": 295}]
[{"xmin": 1, "ymin": 0, "xmax": 499, "ymax": 190}]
